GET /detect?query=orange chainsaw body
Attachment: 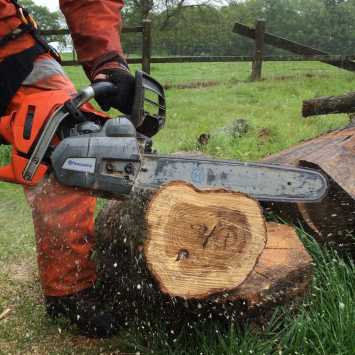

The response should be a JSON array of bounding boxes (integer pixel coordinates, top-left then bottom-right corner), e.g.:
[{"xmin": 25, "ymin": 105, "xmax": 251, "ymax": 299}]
[{"xmin": 0, "ymin": 90, "xmax": 71, "ymax": 186}]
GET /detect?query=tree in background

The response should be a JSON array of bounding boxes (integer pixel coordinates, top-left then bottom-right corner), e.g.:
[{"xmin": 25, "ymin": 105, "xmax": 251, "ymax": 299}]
[
  {"xmin": 124, "ymin": 0, "xmax": 154, "ymax": 20},
  {"xmin": 122, "ymin": 0, "xmax": 250, "ymax": 56},
  {"xmin": 21, "ymin": 0, "xmax": 63, "ymax": 30},
  {"xmin": 21, "ymin": 0, "xmax": 66, "ymax": 49},
  {"xmin": 121, "ymin": 0, "xmax": 355, "ymax": 57},
  {"xmin": 21, "ymin": 0, "xmax": 355, "ymax": 58},
  {"xmin": 241, "ymin": 0, "xmax": 355, "ymax": 54}
]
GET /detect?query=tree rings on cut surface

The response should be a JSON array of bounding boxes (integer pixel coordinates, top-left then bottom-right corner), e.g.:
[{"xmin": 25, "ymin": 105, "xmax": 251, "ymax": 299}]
[{"xmin": 144, "ymin": 181, "xmax": 267, "ymax": 299}]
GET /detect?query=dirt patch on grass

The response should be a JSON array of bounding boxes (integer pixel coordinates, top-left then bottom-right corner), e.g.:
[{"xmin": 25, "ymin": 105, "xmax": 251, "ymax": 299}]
[
  {"xmin": 163, "ymin": 72, "xmax": 331, "ymax": 91},
  {"xmin": 270, "ymin": 72, "xmax": 331, "ymax": 82},
  {"xmin": 164, "ymin": 80, "xmax": 220, "ymax": 90},
  {"xmin": 257, "ymin": 128, "xmax": 274, "ymax": 143},
  {"xmin": 3, "ymin": 259, "xmax": 37, "ymax": 283}
]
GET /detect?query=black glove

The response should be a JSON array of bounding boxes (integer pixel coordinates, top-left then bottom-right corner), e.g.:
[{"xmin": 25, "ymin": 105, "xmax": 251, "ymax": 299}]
[{"xmin": 94, "ymin": 68, "xmax": 135, "ymax": 115}]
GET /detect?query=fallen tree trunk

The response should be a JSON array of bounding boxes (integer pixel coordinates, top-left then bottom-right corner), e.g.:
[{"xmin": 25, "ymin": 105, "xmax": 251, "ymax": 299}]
[
  {"xmin": 264, "ymin": 127, "xmax": 355, "ymax": 257},
  {"xmin": 95, "ymin": 182, "xmax": 313, "ymax": 327},
  {"xmin": 303, "ymin": 91, "xmax": 355, "ymax": 117}
]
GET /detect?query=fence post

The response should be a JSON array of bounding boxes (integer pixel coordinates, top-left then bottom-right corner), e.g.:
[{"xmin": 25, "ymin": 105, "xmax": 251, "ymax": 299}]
[
  {"xmin": 142, "ymin": 19, "xmax": 152, "ymax": 74},
  {"xmin": 251, "ymin": 19, "xmax": 265, "ymax": 81}
]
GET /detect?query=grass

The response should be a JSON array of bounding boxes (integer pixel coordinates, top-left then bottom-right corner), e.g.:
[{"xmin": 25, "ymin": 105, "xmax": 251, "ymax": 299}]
[
  {"xmin": 0, "ymin": 61, "xmax": 354, "ymax": 354},
  {"xmin": 64, "ymin": 61, "xmax": 350, "ymax": 161}
]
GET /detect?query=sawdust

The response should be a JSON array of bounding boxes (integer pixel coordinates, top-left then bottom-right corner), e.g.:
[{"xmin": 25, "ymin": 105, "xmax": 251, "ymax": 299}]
[{"xmin": 3, "ymin": 259, "xmax": 37, "ymax": 283}]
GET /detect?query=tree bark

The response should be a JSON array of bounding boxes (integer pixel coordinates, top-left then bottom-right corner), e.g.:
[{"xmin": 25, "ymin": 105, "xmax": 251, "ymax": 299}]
[
  {"xmin": 303, "ymin": 91, "xmax": 355, "ymax": 117},
  {"xmin": 226, "ymin": 223, "xmax": 313, "ymax": 309},
  {"xmin": 263, "ymin": 127, "xmax": 355, "ymax": 257},
  {"xmin": 95, "ymin": 182, "xmax": 313, "ymax": 326}
]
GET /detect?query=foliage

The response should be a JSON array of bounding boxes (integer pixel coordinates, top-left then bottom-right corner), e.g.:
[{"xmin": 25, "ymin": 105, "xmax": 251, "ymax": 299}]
[
  {"xmin": 122, "ymin": 0, "xmax": 355, "ymax": 57},
  {"xmin": 20, "ymin": 0, "xmax": 65, "ymax": 45},
  {"xmin": 123, "ymin": 0, "xmax": 154, "ymax": 20},
  {"xmin": 21, "ymin": 0, "xmax": 63, "ymax": 30},
  {"xmin": 21, "ymin": 0, "xmax": 62, "ymax": 30}
]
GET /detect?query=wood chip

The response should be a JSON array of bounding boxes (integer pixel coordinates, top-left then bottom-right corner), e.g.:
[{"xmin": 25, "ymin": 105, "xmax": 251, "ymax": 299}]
[{"xmin": 0, "ymin": 308, "xmax": 12, "ymax": 321}]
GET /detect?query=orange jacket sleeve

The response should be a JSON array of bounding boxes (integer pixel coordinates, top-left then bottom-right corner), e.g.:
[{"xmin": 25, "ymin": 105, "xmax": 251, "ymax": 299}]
[{"xmin": 59, "ymin": 0, "xmax": 126, "ymax": 80}]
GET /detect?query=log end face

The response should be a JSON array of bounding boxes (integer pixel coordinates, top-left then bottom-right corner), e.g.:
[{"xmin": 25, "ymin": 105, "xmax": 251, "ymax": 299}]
[{"xmin": 145, "ymin": 182, "xmax": 267, "ymax": 299}]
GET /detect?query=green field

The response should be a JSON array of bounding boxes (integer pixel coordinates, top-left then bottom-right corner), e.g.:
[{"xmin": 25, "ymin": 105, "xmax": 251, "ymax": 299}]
[{"xmin": 0, "ymin": 62, "xmax": 354, "ymax": 354}]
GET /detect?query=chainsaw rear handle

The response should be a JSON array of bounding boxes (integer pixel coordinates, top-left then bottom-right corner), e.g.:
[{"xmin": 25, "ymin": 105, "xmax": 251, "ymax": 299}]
[
  {"xmin": 21, "ymin": 83, "xmax": 118, "ymax": 182},
  {"xmin": 92, "ymin": 81, "xmax": 118, "ymax": 100},
  {"xmin": 73, "ymin": 82, "xmax": 117, "ymax": 109}
]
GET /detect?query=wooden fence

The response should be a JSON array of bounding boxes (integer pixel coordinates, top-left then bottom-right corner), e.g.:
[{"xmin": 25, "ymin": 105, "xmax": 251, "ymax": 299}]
[
  {"xmin": 42, "ymin": 19, "xmax": 152, "ymax": 73},
  {"xmin": 233, "ymin": 20, "xmax": 355, "ymax": 80},
  {"xmin": 43, "ymin": 19, "xmax": 355, "ymax": 78}
]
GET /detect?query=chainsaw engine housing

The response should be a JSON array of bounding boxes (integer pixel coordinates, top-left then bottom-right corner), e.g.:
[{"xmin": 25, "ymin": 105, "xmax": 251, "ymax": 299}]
[{"xmin": 51, "ymin": 118, "xmax": 142, "ymax": 197}]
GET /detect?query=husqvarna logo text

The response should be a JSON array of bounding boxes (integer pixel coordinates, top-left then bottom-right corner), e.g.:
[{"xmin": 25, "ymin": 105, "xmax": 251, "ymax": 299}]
[{"xmin": 63, "ymin": 158, "xmax": 96, "ymax": 174}]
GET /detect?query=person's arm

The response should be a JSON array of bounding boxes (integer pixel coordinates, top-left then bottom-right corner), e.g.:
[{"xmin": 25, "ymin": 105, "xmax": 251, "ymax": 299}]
[
  {"xmin": 59, "ymin": 0, "xmax": 126, "ymax": 79},
  {"xmin": 60, "ymin": 0, "xmax": 135, "ymax": 115}
]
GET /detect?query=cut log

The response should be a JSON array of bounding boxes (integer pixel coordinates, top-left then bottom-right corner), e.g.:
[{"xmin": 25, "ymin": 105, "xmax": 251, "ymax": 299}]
[
  {"xmin": 226, "ymin": 223, "xmax": 313, "ymax": 309},
  {"xmin": 95, "ymin": 181, "xmax": 313, "ymax": 327},
  {"xmin": 303, "ymin": 91, "xmax": 355, "ymax": 117},
  {"xmin": 145, "ymin": 182, "xmax": 266, "ymax": 299},
  {"xmin": 263, "ymin": 127, "xmax": 355, "ymax": 256}
]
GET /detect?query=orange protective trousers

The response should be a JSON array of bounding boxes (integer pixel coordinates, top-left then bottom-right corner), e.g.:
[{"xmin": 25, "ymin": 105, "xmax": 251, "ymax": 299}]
[
  {"xmin": 11, "ymin": 55, "xmax": 98, "ymax": 297},
  {"xmin": 0, "ymin": 0, "xmax": 127, "ymax": 296}
]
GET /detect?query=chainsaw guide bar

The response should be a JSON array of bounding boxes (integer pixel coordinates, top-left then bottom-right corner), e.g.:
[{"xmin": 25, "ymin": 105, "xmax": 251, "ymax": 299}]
[{"xmin": 135, "ymin": 155, "xmax": 328, "ymax": 203}]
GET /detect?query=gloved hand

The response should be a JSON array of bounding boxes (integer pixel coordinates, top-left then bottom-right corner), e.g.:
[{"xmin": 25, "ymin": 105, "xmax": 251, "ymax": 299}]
[{"xmin": 93, "ymin": 68, "xmax": 135, "ymax": 115}]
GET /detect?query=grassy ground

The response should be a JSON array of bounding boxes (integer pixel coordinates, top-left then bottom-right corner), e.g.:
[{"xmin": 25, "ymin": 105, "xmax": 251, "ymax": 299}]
[
  {"xmin": 0, "ymin": 62, "xmax": 354, "ymax": 354},
  {"xmin": 65, "ymin": 61, "xmax": 350, "ymax": 160}
]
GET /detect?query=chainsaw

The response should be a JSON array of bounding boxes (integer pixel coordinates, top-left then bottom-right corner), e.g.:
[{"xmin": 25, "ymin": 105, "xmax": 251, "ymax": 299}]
[{"xmin": 0, "ymin": 71, "xmax": 327, "ymax": 203}]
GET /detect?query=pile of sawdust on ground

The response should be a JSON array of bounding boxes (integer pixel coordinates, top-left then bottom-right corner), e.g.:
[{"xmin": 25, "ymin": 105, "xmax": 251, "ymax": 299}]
[{"xmin": 2, "ymin": 259, "xmax": 38, "ymax": 283}]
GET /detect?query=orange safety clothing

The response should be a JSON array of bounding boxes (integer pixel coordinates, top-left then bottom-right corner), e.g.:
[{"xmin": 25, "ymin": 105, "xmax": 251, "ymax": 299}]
[
  {"xmin": 24, "ymin": 175, "xmax": 97, "ymax": 297},
  {"xmin": 8, "ymin": 55, "xmax": 98, "ymax": 297},
  {"xmin": 60, "ymin": 0, "xmax": 125, "ymax": 79},
  {"xmin": 0, "ymin": 0, "xmax": 125, "ymax": 78},
  {"xmin": 0, "ymin": 0, "xmax": 126, "ymax": 296},
  {"xmin": 0, "ymin": 0, "xmax": 36, "ymax": 58}
]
